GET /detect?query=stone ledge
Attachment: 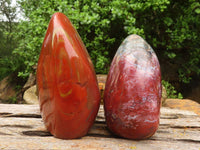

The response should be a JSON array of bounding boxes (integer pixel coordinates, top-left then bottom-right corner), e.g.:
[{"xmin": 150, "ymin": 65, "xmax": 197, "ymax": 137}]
[{"xmin": 0, "ymin": 104, "xmax": 199, "ymax": 150}]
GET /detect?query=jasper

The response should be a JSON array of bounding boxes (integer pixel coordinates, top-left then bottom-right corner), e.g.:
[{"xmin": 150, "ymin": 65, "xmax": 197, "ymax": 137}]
[
  {"xmin": 36, "ymin": 12, "xmax": 100, "ymax": 139},
  {"xmin": 103, "ymin": 34, "xmax": 161, "ymax": 140}
]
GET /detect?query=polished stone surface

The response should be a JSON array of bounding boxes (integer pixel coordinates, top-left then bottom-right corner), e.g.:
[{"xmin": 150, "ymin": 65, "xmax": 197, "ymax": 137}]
[
  {"xmin": 37, "ymin": 12, "xmax": 100, "ymax": 139},
  {"xmin": 104, "ymin": 34, "xmax": 161, "ymax": 139}
]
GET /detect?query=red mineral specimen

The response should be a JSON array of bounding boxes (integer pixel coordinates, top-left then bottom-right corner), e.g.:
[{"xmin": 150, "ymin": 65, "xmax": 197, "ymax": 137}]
[
  {"xmin": 104, "ymin": 34, "xmax": 161, "ymax": 140},
  {"xmin": 36, "ymin": 12, "xmax": 100, "ymax": 139}
]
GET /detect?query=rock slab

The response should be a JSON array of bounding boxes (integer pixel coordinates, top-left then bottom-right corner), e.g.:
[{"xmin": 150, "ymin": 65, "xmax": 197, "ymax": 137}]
[
  {"xmin": 0, "ymin": 104, "xmax": 199, "ymax": 150},
  {"xmin": 23, "ymin": 85, "xmax": 38, "ymax": 104},
  {"xmin": 0, "ymin": 76, "xmax": 16, "ymax": 101}
]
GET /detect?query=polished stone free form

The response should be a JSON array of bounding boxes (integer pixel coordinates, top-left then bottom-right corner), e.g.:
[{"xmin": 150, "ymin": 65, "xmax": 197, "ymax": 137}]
[
  {"xmin": 104, "ymin": 34, "xmax": 162, "ymax": 140},
  {"xmin": 36, "ymin": 12, "xmax": 101, "ymax": 139}
]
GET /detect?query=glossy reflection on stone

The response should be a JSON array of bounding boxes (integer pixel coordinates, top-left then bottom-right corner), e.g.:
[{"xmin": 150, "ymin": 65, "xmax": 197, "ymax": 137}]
[
  {"xmin": 36, "ymin": 12, "xmax": 100, "ymax": 139},
  {"xmin": 104, "ymin": 34, "xmax": 161, "ymax": 140}
]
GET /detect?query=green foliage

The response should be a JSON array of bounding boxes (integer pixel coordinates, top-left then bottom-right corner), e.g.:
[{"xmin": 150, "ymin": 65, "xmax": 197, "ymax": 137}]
[
  {"xmin": 6, "ymin": 0, "xmax": 200, "ymax": 85},
  {"xmin": 0, "ymin": 57, "xmax": 13, "ymax": 79},
  {"xmin": 0, "ymin": 0, "xmax": 18, "ymax": 56},
  {"xmin": 13, "ymin": 0, "xmax": 144, "ymax": 77},
  {"xmin": 0, "ymin": 56, "xmax": 26, "ymax": 80},
  {"xmin": 162, "ymin": 80, "xmax": 183, "ymax": 99},
  {"xmin": 138, "ymin": 0, "xmax": 200, "ymax": 83},
  {"xmin": 8, "ymin": 96, "xmax": 17, "ymax": 104},
  {"xmin": 0, "ymin": 0, "xmax": 19, "ymax": 80}
]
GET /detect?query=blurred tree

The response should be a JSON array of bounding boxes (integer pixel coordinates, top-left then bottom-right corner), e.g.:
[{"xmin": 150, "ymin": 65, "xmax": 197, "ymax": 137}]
[
  {"xmin": 4, "ymin": 0, "xmax": 200, "ymax": 86},
  {"xmin": 136, "ymin": 0, "xmax": 200, "ymax": 83},
  {"xmin": 0, "ymin": 0, "xmax": 18, "ymax": 57}
]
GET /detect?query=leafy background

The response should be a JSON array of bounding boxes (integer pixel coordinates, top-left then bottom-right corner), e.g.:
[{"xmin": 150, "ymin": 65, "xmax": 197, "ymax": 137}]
[{"xmin": 0, "ymin": 0, "xmax": 200, "ymax": 100}]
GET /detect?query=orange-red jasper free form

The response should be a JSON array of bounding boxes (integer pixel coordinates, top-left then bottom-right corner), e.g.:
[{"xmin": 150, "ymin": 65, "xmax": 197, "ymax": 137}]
[
  {"xmin": 104, "ymin": 35, "xmax": 162, "ymax": 140},
  {"xmin": 36, "ymin": 12, "xmax": 101, "ymax": 139}
]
